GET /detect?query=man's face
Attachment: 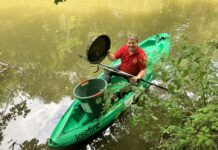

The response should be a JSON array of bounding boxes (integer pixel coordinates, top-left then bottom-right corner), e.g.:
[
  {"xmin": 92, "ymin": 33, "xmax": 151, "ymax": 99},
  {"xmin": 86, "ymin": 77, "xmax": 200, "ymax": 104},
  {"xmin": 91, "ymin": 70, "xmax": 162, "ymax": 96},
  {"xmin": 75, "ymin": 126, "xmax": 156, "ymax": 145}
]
[{"xmin": 127, "ymin": 39, "xmax": 138, "ymax": 53}]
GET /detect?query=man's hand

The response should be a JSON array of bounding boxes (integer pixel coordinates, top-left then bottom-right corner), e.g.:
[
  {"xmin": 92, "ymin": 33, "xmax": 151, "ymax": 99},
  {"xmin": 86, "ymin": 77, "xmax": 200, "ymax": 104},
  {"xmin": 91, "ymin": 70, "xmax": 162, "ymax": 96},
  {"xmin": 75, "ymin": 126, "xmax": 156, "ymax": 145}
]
[
  {"xmin": 107, "ymin": 51, "xmax": 116, "ymax": 61},
  {"xmin": 129, "ymin": 76, "xmax": 140, "ymax": 85},
  {"xmin": 129, "ymin": 69, "xmax": 145, "ymax": 84}
]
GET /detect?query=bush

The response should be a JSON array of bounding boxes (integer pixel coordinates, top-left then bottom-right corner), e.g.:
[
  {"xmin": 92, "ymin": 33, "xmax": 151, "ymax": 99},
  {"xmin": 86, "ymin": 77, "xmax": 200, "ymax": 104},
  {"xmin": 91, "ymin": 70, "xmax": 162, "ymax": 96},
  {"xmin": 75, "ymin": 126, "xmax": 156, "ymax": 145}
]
[{"xmin": 132, "ymin": 40, "xmax": 218, "ymax": 149}]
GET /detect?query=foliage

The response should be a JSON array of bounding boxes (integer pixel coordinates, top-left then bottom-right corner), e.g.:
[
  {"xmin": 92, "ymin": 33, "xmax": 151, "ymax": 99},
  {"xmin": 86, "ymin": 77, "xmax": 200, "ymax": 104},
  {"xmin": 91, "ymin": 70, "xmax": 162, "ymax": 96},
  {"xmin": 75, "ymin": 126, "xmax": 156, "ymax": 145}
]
[
  {"xmin": 160, "ymin": 102, "xmax": 218, "ymax": 150},
  {"xmin": 7, "ymin": 138, "xmax": 49, "ymax": 150},
  {"xmin": 20, "ymin": 139, "xmax": 49, "ymax": 150},
  {"xmin": 54, "ymin": 0, "xmax": 66, "ymax": 5},
  {"xmin": 131, "ymin": 40, "xmax": 218, "ymax": 149},
  {"xmin": 0, "ymin": 100, "xmax": 31, "ymax": 145}
]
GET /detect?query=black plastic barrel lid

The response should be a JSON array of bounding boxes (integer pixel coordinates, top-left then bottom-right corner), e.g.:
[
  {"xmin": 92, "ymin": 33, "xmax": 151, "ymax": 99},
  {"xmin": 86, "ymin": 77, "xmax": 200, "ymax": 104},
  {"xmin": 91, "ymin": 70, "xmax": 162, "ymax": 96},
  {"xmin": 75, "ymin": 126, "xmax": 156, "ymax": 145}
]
[{"xmin": 86, "ymin": 35, "xmax": 111, "ymax": 64}]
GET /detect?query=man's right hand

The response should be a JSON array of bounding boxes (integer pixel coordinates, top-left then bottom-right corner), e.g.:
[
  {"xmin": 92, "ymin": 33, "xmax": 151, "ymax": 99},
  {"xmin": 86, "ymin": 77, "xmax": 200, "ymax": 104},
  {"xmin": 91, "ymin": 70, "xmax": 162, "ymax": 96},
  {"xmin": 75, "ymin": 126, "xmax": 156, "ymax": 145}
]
[{"xmin": 107, "ymin": 51, "xmax": 116, "ymax": 61}]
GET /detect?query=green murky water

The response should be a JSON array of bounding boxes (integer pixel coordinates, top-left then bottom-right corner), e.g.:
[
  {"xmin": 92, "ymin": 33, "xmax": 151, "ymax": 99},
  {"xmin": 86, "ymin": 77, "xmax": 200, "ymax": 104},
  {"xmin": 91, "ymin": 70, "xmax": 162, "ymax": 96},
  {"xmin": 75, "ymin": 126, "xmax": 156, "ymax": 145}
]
[{"xmin": 0, "ymin": 0, "xmax": 217, "ymax": 149}]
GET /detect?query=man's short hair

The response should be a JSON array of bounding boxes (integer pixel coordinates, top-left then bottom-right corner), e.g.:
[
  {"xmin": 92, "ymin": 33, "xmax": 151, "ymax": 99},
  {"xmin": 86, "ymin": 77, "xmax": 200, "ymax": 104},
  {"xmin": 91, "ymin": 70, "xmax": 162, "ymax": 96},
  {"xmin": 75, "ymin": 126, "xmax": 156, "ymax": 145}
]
[{"xmin": 128, "ymin": 34, "xmax": 138, "ymax": 42}]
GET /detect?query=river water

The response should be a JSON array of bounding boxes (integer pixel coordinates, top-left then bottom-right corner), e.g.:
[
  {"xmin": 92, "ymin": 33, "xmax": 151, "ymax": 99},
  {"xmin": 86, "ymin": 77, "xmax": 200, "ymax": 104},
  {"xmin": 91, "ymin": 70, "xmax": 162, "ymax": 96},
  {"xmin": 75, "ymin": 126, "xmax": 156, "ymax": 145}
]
[{"xmin": 0, "ymin": 0, "xmax": 218, "ymax": 149}]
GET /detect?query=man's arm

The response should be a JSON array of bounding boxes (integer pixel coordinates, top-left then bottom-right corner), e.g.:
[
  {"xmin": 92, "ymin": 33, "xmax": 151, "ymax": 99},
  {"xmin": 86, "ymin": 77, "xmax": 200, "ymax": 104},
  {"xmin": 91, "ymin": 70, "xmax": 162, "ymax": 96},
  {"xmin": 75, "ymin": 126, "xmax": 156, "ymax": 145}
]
[
  {"xmin": 136, "ymin": 69, "xmax": 146, "ymax": 80},
  {"xmin": 107, "ymin": 51, "xmax": 117, "ymax": 61}
]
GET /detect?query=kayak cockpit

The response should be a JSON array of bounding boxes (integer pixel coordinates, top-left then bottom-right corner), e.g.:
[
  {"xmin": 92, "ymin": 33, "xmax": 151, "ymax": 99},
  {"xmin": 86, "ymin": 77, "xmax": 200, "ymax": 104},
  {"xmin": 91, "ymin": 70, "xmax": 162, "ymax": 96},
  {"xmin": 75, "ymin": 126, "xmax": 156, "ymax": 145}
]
[{"xmin": 60, "ymin": 103, "xmax": 93, "ymax": 135}]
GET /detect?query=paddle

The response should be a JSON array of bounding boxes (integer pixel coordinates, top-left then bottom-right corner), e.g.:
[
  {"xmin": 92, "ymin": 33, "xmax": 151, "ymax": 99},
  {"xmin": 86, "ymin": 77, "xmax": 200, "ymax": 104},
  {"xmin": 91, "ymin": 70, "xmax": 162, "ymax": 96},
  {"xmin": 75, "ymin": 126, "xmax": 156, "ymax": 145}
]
[
  {"xmin": 80, "ymin": 34, "xmax": 172, "ymax": 93},
  {"xmin": 78, "ymin": 54, "xmax": 170, "ymax": 92}
]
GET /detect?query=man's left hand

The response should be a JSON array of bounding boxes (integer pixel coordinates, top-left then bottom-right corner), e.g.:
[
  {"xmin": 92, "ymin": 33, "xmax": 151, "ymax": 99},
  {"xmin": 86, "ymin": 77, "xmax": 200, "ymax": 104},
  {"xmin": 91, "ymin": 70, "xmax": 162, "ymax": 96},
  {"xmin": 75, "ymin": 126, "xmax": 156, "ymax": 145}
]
[{"xmin": 129, "ymin": 76, "xmax": 139, "ymax": 85}]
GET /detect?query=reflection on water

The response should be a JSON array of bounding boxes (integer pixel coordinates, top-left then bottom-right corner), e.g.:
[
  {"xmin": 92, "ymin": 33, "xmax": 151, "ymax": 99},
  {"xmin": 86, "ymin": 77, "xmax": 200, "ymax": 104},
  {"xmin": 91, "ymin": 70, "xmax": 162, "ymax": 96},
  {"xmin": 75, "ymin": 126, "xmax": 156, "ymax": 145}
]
[
  {"xmin": 1, "ymin": 0, "xmax": 218, "ymax": 101},
  {"xmin": 0, "ymin": 92, "xmax": 71, "ymax": 150},
  {"xmin": 0, "ymin": 0, "xmax": 218, "ymax": 149}
]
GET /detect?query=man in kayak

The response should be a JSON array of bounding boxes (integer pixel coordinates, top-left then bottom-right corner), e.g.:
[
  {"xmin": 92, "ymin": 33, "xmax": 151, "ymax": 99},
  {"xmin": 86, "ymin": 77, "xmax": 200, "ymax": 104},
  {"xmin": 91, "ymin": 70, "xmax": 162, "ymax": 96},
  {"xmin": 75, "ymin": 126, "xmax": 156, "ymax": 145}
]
[{"xmin": 104, "ymin": 34, "xmax": 147, "ymax": 84}]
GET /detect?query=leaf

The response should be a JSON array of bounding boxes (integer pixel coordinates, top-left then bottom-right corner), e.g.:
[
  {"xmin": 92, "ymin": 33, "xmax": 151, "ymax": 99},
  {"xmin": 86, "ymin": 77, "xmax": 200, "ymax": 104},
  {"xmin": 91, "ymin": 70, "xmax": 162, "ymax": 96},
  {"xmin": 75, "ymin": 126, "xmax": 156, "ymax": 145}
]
[
  {"xmin": 54, "ymin": 0, "xmax": 66, "ymax": 5},
  {"xmin": 151, "ymin": 115, "xmax": 159, "ymax": 121}
]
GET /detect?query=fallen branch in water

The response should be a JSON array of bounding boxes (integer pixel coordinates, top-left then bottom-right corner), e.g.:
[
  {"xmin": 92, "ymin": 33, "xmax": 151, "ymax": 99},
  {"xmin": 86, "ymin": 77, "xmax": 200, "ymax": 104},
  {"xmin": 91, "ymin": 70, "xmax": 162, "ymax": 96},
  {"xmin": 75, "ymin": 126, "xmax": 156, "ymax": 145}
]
[
  {"xmin": 0, "ymin": 59, "xmax": 9, "ymax": 66},
  {"xmin": 0, "ymin": 59, "xmax": 9, "ymax": 74},
  {"xmin": 0, "ymin": 68, "xmax": 8, "ymax": 74}
]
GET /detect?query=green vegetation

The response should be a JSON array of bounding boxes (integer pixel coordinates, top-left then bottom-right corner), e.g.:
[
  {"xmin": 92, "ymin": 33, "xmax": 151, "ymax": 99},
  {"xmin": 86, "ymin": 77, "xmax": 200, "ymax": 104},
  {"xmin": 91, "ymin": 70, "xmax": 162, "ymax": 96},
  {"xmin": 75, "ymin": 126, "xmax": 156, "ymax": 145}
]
[
  {"xmin": 0, "ymin": 100, "xmax": 30, "ymax": 145},
  {"xmin": 54, "ymin": 0, "xmax": 66, "ymax": 5},
  {"xmin": 131, "ymin": 39, "xmax": 218, "ymax": 149}
]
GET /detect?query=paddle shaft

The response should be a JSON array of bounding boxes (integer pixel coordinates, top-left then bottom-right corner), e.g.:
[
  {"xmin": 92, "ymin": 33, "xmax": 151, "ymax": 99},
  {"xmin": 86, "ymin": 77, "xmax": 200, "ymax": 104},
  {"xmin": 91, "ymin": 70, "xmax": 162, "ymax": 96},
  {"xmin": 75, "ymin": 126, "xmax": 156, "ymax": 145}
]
[{"xmin": 78, "ymin": 54, "xmax": 170, "ymax": 92}]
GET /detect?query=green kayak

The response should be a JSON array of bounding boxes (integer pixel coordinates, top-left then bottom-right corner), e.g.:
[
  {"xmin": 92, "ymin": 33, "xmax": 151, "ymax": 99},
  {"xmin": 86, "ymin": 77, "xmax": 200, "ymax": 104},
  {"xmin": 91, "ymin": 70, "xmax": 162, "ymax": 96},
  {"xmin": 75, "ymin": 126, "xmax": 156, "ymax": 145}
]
[{"xmin": 48, "ymin": 33, "xmax": 171, "ymax": 148}]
